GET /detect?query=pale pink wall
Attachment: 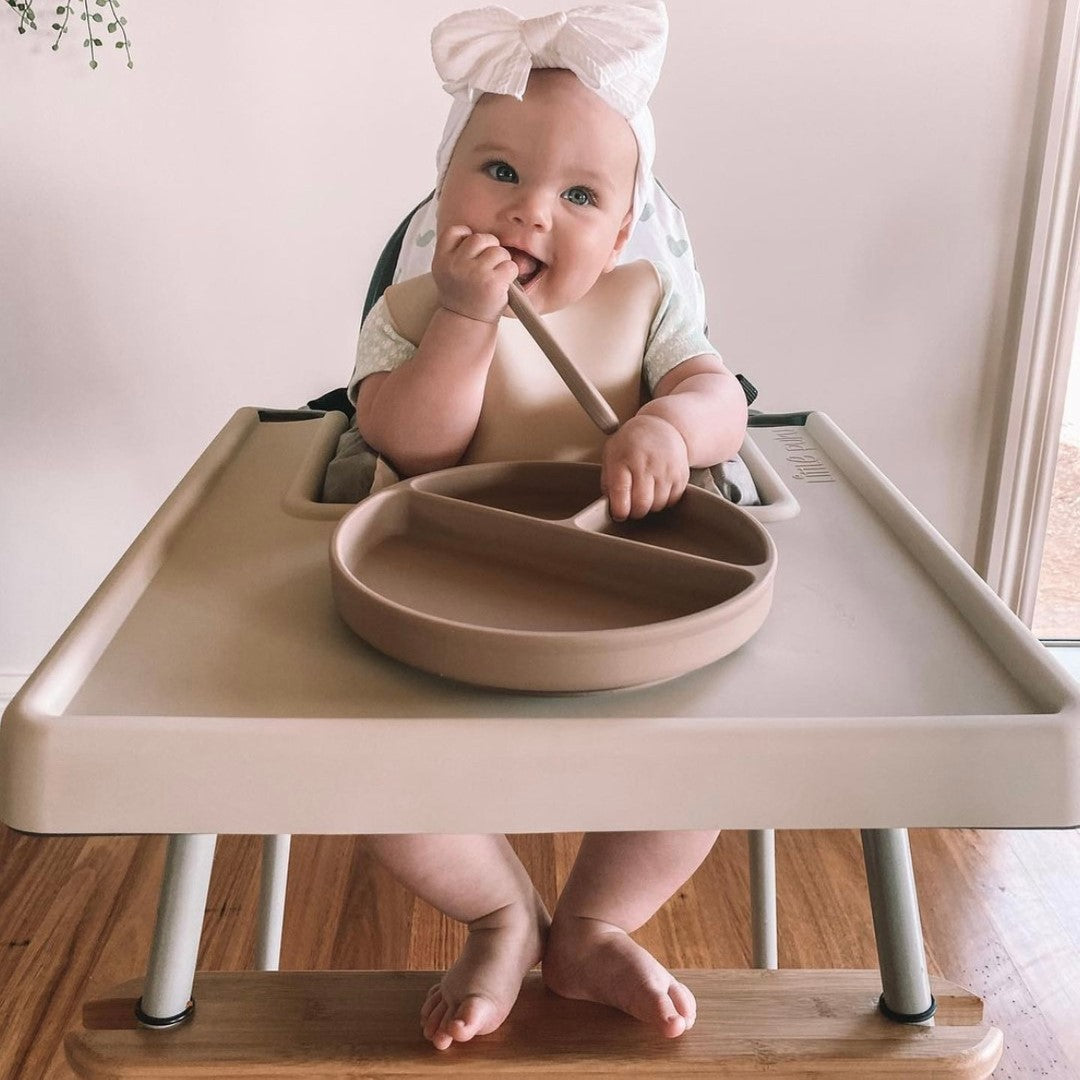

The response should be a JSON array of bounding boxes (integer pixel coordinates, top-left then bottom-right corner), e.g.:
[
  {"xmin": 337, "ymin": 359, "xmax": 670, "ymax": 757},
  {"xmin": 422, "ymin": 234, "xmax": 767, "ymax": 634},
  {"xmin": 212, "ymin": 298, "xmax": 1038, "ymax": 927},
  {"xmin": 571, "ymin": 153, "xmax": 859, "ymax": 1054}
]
[{"xmin": 0, "ymin": 0, "xmax": 1057, "ymax": 680}]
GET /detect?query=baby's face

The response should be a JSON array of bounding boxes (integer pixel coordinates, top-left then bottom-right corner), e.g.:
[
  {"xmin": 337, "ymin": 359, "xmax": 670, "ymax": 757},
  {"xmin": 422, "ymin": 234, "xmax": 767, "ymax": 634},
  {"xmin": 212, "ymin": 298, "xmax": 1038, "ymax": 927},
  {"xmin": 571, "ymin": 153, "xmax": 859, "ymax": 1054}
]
[{"xmin": 438, "ymin": 69, "xmax": 638, "ymax": 314}]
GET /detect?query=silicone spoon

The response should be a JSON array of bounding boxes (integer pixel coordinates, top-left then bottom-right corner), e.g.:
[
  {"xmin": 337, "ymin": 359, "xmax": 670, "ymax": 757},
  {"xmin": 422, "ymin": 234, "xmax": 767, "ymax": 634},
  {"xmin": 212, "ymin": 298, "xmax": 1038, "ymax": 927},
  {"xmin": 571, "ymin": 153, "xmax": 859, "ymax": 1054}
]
[{"xmin": 506, "ymin": 280, "xmax": 621, "ymax": 435}]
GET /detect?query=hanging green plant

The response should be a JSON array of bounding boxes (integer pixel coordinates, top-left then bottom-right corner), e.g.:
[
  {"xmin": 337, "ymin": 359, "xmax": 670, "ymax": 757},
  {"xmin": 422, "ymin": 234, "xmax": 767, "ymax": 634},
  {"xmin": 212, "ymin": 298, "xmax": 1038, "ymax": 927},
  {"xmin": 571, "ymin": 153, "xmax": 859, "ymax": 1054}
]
[{"xmin": 8, "ymin": 0, "xmax": 132, "ymax": 68}]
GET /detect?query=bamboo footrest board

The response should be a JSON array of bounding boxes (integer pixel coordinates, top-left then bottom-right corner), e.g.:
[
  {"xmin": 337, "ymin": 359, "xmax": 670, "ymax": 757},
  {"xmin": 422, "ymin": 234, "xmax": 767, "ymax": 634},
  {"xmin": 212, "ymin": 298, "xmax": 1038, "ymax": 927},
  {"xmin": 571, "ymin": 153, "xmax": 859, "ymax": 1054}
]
[{"xmin": 66, "ymin": 969, "xmax": 1003, "ymax": 1078}]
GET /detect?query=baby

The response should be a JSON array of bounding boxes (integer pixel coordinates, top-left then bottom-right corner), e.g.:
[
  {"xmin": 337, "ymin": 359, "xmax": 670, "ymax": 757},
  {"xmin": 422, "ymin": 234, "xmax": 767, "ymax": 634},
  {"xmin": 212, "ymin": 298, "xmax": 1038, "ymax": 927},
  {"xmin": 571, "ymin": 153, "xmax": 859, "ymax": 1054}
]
[{"xmin": 348, "ymin": 0, "xmax": 748, "ymax": 1051}]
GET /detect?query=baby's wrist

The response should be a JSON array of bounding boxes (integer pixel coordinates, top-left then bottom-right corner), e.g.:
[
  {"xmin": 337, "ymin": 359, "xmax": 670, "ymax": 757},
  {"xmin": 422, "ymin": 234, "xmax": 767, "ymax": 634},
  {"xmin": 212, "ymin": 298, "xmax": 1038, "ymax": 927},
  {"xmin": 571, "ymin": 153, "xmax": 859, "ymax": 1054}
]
[
  {"xmin": 633, "ymin": 409, "xmax": 690, "ymax": 454},
  {"xmin": 437, "ymin": 303, "xmax": 500, "ymax": 327}
]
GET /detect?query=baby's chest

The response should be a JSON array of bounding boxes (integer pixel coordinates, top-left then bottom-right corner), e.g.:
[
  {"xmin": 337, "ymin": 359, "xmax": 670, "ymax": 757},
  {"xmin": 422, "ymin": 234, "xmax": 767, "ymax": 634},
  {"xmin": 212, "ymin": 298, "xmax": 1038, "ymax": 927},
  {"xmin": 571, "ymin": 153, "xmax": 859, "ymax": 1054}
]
[{"xmin": 463, "ymin": 309, "xmax": 650, "ymax": 465}]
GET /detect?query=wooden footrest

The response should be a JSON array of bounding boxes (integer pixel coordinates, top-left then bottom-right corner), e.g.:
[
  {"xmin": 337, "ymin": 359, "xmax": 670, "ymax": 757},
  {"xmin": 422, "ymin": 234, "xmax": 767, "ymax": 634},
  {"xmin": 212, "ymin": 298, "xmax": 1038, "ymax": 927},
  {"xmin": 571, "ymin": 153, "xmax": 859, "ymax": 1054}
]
[{"xmin": 66, "ymin": 969, "xmax": 1003, "ymax": 1078}]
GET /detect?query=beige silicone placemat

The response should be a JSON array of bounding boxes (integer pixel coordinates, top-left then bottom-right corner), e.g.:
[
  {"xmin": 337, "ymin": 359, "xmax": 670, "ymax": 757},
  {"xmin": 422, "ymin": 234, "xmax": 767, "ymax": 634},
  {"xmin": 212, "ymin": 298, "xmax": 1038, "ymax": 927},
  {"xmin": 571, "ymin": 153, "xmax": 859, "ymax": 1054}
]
[{"xmin": 58, "ymin": 415, "xmax": 1037, "ymax": 721}]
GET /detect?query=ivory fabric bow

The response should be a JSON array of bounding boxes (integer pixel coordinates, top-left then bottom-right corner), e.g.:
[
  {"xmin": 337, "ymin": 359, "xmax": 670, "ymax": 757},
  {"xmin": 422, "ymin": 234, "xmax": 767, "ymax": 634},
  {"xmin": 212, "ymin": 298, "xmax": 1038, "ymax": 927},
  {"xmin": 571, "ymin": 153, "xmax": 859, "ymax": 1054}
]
[
  {"xmin": 431, "ymin": 0, "xmax": 668, "ymax": 120},
  {"xmin": 430, "ymin": 1, "xmax": 668, "ymax": 227}
]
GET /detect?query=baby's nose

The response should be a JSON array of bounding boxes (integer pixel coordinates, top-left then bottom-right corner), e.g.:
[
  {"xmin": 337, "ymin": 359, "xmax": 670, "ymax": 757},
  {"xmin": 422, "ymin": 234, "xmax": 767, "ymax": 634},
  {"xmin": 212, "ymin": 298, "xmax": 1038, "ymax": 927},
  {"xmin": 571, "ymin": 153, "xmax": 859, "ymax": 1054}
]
[{"xmin": 507, "ymin": 189, "xmax": 551, "ymax": 230}]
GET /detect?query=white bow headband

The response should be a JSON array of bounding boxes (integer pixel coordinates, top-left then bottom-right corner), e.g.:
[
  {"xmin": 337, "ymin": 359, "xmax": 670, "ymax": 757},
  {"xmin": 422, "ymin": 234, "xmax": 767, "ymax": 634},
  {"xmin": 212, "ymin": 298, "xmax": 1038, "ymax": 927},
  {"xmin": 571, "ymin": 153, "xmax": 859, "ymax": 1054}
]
[{"xmin": 431, "ymin": 0, "xmax": 668, "ymax": 227}]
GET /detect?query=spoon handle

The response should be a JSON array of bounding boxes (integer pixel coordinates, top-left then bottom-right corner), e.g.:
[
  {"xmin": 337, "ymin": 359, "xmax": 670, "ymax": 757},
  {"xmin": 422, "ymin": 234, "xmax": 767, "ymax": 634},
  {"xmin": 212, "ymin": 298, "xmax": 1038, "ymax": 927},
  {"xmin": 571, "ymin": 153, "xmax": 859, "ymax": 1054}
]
[{"xmin": 506, "ymin": 281, "xmax": 621, "ymax": 435}]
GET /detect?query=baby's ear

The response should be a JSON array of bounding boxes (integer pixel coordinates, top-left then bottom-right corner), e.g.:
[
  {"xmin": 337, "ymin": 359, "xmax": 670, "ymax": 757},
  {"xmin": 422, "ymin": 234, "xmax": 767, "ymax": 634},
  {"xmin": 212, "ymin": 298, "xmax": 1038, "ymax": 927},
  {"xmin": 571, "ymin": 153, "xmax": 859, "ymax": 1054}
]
[{"xmin": 604, "ymin": 207, "xmax": 635, "ymax": 272}]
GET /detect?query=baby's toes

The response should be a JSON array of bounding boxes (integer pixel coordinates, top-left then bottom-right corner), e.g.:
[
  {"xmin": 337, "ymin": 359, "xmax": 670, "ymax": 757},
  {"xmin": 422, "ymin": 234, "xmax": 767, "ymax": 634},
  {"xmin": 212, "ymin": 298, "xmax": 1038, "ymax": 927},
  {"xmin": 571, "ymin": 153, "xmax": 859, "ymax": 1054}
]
[
  {"xmin": 441, "ymin": 994, "xmax": 494, "ymax": 1043},
  {"xmin": 655, "ymin": 1002, "xmax": 687, "ymax": 1038},
  {"xmin": 668, "ymin": 979, "xmax": 697, "ymax": 1030},
  {"xmin": 423, "ymin": 998, "xmax": 451, "ymax": 1046},
  {"xmin": 640, "ymin": 977, "xmax": 689, "ymax": 1038},
  {"xmin": 420, "ymin": 986, "xmax": 443, "ymax": 1024}
]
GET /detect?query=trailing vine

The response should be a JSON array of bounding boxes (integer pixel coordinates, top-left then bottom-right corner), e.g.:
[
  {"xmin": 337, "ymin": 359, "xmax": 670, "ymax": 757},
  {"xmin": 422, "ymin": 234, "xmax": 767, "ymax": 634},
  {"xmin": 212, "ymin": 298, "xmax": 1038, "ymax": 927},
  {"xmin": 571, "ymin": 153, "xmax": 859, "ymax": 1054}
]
[{"xmin": 7, "ymin": 0, "xmax": 132, "ymax": 68}]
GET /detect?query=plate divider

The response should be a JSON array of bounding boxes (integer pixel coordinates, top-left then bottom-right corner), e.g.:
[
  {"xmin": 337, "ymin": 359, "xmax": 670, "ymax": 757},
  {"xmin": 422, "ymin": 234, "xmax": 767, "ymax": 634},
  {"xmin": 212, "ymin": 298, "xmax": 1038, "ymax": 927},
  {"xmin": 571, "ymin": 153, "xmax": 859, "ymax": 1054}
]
[{"xmin": 400, "ymin": 485, "xmax": 768, "ymax": 589}]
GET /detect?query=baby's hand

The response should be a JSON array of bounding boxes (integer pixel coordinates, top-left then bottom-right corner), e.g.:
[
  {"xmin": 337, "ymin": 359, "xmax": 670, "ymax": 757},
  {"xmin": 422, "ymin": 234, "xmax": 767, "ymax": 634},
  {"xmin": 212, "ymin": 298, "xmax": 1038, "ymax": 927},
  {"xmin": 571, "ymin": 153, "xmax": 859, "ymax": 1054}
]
[
  {"xmin": 601, "ymin": 414, "xmax": 690, "ymax": 521},
  {"xmin": 433, "ymin": 225, "xmax": 519, "ymax": 324}
]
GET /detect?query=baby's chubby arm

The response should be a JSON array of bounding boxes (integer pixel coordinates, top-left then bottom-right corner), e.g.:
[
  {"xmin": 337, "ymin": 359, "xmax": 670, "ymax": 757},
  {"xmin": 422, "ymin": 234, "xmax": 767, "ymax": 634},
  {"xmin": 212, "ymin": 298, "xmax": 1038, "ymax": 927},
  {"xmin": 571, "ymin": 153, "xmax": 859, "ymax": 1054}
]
[
  {"xmin": 356, "ymin": 226, "xmax": 518, "ymax": 477},
  {"xmin": 601, "ymin": 354, "xmax": 748, "ymax": 521}
]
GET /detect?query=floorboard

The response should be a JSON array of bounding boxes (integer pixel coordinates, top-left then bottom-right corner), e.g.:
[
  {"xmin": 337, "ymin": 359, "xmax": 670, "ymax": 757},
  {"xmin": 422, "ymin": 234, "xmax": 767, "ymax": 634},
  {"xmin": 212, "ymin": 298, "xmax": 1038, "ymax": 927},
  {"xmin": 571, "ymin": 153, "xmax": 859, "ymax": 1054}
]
[{"xmin": 2, "ymin": 827, "xmax": 1079, "ymax": 1078}]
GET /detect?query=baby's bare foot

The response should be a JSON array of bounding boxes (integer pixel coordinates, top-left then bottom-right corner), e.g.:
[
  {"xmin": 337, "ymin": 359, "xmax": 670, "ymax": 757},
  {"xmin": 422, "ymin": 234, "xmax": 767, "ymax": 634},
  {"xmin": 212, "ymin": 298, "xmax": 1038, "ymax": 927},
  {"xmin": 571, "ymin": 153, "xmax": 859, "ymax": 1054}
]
[
  {"xmin": 542, "ymin": 915, "xmax": 696, "ymax": 1037},
  {"xmin": 420, "ymin": 895, "xmax": 549, "ymax": 1051}
]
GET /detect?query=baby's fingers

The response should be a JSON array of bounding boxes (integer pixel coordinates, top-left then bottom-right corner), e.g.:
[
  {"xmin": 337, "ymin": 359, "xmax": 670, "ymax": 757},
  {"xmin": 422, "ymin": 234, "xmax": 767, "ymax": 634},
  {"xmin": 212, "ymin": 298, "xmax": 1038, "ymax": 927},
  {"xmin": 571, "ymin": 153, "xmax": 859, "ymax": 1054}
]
[
  {"xmin": 664, "ymin": 473, "xmax": 688, "ymax": 509},
  {"xmin": 650, "ymin": 478, "xmax": 676, "ymax": 515},
  {"xmin": 605, "ymin": 469, "xmax": 657, "ymax": 521},
  {"xmin": 627, "ymin": 472, "xmax": 656, "ymax": 520},
  {"xmin": 436, "ymin": 224, "xmax": 474, "ymax": 258},
  {"xmin": 602, "ymin": 463, "xmax": 633, "ymax": 522},
  {"xmin": 476, "ymin": 243, "xmax": 516, "ymax": 276},
  {"xmin": 457, "ymin": 231, "xmax": 503, "ymax": 259}
]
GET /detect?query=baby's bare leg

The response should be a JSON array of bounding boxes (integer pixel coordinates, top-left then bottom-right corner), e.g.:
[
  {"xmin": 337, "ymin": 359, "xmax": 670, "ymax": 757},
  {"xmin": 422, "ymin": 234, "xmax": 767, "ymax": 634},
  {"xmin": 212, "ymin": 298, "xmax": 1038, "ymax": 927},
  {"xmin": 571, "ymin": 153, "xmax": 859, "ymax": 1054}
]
[
  {"xmin": 543, "ymin": 830, "xmax": 719, "ymax": 1038},
  {"xmin": 361, "ymin": 834, "xmax": 549, "ymax": 1050}
]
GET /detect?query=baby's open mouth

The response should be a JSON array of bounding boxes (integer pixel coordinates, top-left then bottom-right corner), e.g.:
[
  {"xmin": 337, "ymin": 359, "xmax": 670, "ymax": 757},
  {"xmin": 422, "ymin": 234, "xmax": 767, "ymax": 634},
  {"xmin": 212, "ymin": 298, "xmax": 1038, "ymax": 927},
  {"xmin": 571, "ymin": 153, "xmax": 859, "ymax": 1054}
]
[{"xmin": 505, "ymin": 247, "xmax": 546, "ymax": 287}]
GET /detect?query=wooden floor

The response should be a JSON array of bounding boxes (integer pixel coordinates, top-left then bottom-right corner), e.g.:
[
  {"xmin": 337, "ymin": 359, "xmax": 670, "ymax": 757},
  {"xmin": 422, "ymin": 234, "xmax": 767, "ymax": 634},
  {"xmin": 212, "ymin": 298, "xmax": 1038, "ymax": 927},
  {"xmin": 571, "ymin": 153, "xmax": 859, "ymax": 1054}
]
[{"xmin": 1, "ymin": 827, "xmax": 1079, "ymax": 1079}]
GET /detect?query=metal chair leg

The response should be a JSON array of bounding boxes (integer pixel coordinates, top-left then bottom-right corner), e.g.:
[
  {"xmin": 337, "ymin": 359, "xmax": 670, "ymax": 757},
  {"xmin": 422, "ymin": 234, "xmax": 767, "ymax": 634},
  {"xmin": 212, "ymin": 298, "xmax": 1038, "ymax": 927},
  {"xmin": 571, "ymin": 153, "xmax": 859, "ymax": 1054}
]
[
  {"xmin": 861, "ymin": 828, "xmax": 936, "ymax": 1022},
  {"xmin": 255, "ymin": 834, "xmax": 291, "ymax": 971},
  {"xmin": 137, "ymin": 833, "xmax": 218, "ymax": 1027},
  {"xmin": 748, "ymin": 828, "xmax": 778, "ymax": 969}
]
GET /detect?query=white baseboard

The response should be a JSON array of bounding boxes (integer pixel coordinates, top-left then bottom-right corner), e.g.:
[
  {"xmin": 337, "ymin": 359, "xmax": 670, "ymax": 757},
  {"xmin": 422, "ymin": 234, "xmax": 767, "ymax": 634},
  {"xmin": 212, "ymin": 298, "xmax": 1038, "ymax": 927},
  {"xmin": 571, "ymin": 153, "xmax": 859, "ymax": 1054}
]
[{"xmin": 0, "ymin": 673, "xmax": 28, "ymax": 710}]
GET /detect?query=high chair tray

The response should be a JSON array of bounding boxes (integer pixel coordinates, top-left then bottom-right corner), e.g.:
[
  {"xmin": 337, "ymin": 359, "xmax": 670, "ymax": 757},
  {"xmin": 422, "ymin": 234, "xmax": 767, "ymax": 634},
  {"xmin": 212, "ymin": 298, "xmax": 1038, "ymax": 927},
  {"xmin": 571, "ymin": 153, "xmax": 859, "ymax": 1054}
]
[
  {"xmin": 2, "ymin": 408, "xmax": 1078, "ymax": 835},
  {"xmin": 330, "ymin": 462, "xmax": 777, "ymax": 691}
]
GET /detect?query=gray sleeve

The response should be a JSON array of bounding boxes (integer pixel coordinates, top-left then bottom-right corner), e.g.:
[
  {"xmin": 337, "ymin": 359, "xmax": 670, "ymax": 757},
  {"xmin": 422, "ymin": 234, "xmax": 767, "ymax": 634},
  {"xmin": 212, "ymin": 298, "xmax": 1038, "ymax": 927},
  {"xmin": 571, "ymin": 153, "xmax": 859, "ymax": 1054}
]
[
  {"xmin": 641, "ymin": 261, "xmax": 719, "ymax": 394},
  {"xmin": 641, "ymin": 264, "xmax": 760, "ymax": 506},
  {"xmin": 346, "ymin": 295, "xmax": 418, "ymax": 405}
]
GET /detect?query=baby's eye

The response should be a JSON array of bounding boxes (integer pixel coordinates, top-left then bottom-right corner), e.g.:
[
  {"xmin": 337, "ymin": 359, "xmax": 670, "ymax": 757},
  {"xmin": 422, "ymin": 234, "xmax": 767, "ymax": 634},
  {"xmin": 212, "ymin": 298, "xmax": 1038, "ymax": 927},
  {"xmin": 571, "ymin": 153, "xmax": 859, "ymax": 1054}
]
[
  {"xmin": 562, "ymin": 186, "xmax": 597, "ymax": 207},
  {"xmin": 485, "ymin": 161, "xmax": 518, "ymax": 183}
]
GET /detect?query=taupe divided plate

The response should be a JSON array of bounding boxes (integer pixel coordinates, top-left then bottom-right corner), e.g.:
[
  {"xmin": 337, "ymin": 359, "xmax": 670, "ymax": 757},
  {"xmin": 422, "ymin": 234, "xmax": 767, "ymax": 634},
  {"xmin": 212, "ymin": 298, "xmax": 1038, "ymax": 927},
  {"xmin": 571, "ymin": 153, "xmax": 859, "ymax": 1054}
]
[{"xmin": 330, "ymin": 461, "xmax": 777, "ymax": 691}]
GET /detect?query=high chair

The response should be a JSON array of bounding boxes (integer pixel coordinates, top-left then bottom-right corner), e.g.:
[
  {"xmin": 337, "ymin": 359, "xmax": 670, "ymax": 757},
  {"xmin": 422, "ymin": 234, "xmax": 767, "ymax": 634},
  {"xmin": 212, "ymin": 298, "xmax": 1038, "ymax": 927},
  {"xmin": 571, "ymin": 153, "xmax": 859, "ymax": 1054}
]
[{"xmin": 4, "ymin": 188, "xmax": 1075, "ymax": 1078}]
